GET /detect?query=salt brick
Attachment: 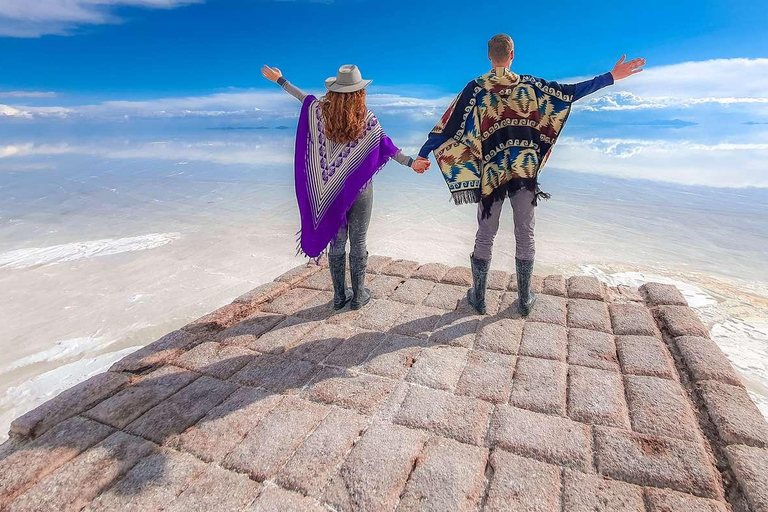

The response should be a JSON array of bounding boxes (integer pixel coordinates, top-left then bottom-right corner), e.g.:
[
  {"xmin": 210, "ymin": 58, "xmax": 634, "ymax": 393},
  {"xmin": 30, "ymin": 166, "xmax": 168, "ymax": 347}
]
[
  {"xmin": 276, "ymin": 408, "xmax": 367, "ymax": 498},
  {"xmin": 287, "ymin": 322, "xmax": 352, "ymax": 363},
  {"xmin": 455, "ymin": 349, "xmax": 516, "ymax": 403},
  {"xmin": 293, "ymin": 290, "xmax": 338, "ymax": 321},
  {"xmin": 394, "ymin": 385, "xmax": 493, "ymax": 446},
  {"xmin": 366, "ymin": 255, "xmax": 393, "ymax": 274},
  {"xmin": 172, "ymin": 341, "xmax": 255, "ymax": 379},
  {"xmin": 354, "ymin": 299, "xmax": 409, "ymax": 331},
  {"xmin": 562, "ymin": 469, "xmax": 645, "ymax": 512},
  {"xmin": 485, "ymin": 450, "xmax": 561, "ymax": 512},
  {"xmin": 231, "ymin": 354, "xmax": 319, "ymax": 394},
  {"xmin": 248, "ymin": 485, "xmax": 326, "ymax": 512},
  {"xmin": 475, "ymin": 317, "xmax": 524, "ymax": 355},
  {"xmin": 381, "ymin": 259, "xmax": 420, "ymax": 278},
  {"xmin": 261, "ymin": 287, "xmax": 321, "ymax": 315},
  {"xmin": 626, "ymin": 375, "xmax": 701, "ymax": 442},
  {"xmin": 367, "ymin": 274, "xmax": 403, "ymax": 299},
  {"xmin": 594, "ymin": 426, "xmax": 722, "ymax": 499},
  {"xmin": 519, "ymin": 321, "xmax": 567, "ymax": 361},
  {"xmin": 165, "ymin": 463, "xmax": 261, "ymax": 512},
  {"xmin": 390, "ymin": 304, "xmax": 444, "ymax": 339},
  {"xmin": 411, "ymin": 262, "xmax": 450, "ymax": 282},
  {"xmin": 274, "ymin": 263, "xmax": 324, "ymax": 286},
  {"xmin": 248, "ymin": 316, "xmax": 319, "ymax": 354},
  {"xmin": 423, "ymin": 283, "xmax": 466, "ymax": 310},
  {"xmin": 389, "ymin": 278, "xmax": 436, "ymax": 305},
  {"xmin": 323, "ymin": 421, "xmax": 427, "ymax": 512},
  {"xmin": 428, "ymin": 310, "xmax": 480, "ymax": 348},
  {"xmin": 11, "ymin": 371, "xmax": 129, "ymax": 439},
  {"xmin": 698, "ymin": 380, "xmax": 768, "ymax": 447},
  {"xmin": 323, "ymin": 329, "xmax": 385, "ymax": 367},
  {"xmin": 441, "ymin": 265, "xmax": 473, "ymax": 286},
  {"xmin": 173, "ymin": 386, "xmax": 282, "ymax": 462},
  {"xmin": 126, "ymin": 375, "xmax": 238, "ymax": 444},
  {"xmin": 488, "ymin": 269, "xmax": 512, "ymax": 290},
  {"xmin": 616, "ymin": 335, "xmax": 677, "ymax": 380},
  {"xmin": 509, "ymin": 356, "xmax": 568, "ymax": 415},
  {"xmin": 567, "ymin": 298, "xmax": 612, "ymax": 332},
  {"xmin": 568, "ymin": 275, "xmax": 605, "ymax": 300},
  {"xmin": 646, "ymin": 488, "xmax": 728, "ymax": 512},
  {"xmin": 0, "ymin": 417, "xmax": 113, "ymax": 510},
  {"xmin": 216, "ymin": 312, "xmax": 285, "ymax": 347},
  {"xmin": 640, "ymin": 282, "xmax": 688, "ymax": 306},
  {"xmin": 567, "ymin": 328, "xmax": 619, "ymax": 372},
  {"xmin": 725, "ymin": 445, "xmax": 768, "ymax": 512},
  {"xmin": 489, "ymin": 405, "xmax": 591, "ymax": 469},
  {"xmin": 396, "ymin": 436, "xmax": 488, "ymax": 512},
  {"xmin": 85, "ymin": 449, "xmax": 207, "ymax": 512},
  {"xmin": 405, "ymin": 345, "xmax": 468, "ymax": 391},
  {"xmin": 6, "ymin": 432, "xmax": 154, "ymax": 512},
  {"xmin": 85, "ymin": 365, "xmax": 198, "ymax": 429},
  {"xmin": 656, "ymin": 305, "xmax": 708, "ymax": 338},
  {"xmin": 362, "ymin": 334, "xmax": 424, "ymax": 380},
  {"xmin": 526, "ymin": 294, "xmax": 567, "ymax": 326},
  {"xmin": 610, "ymin": 302, "xmax": 659, "ymax": 336},
  {"xmin": 542, "ymin": 274, "xmax": 567, "ymax": 296},
  {"xmin": 222, "ymin": 396, "xmax": 327, "ymax": 481},
  {"xmin": 568, "ymin": 365, "xmax": 631, "ymax": 428},
  {"xmin": 676, "ymin": 336, "xmax": 742, "ymax": 386},
  {"xmin": 302, "ymin": 367, "xmax": 395, "ymax": 415}
]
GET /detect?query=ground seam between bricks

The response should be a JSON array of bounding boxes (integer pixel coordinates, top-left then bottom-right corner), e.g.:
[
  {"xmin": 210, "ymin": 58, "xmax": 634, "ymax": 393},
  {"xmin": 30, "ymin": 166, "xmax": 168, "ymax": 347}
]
[{"xmin": 651, "ymin": 304, "xmax": 740, "ymax": 509}]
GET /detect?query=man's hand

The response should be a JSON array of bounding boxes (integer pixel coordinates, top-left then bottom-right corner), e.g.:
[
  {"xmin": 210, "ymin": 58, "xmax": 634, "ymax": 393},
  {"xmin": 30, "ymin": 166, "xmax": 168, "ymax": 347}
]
[
  {"xmin": 413, "ymin": 156, "xmax": 430, "ymax": 174},
  {"xmin": 261, "ymin": 65, "xmax": 283, "ymax": 83},
  {"xmin": 611, "ymin": 55, "xmax": 646, "ymax": 81}
]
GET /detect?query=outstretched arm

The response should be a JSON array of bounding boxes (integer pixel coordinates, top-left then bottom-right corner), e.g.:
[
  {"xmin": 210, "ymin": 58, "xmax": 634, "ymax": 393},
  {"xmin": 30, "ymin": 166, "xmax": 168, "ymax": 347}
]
[
  {"xmin": 571, "ymin": 55, "xmax": 646, "ymax": 101},
  {"xmin": 261, "ymin": 65, "xmax": 307, "ymax": 102}
]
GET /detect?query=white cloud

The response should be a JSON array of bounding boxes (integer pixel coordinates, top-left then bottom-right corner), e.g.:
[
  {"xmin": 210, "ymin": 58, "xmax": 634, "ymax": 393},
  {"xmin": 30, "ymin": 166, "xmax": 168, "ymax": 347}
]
[
  {"xmin": 0, "ymin": 90, "xmax": 57, "ymax": 98},
  {"xmin": 575, "ymin": 58, "xmax": 768, "ymax": 112},
  {"xmin": 547, "ymin": 136, "xmax": 768, "ymax": 188},
  {"xmin": 0, "ymin": 0, "xmax": 202, "ymax": 37}
]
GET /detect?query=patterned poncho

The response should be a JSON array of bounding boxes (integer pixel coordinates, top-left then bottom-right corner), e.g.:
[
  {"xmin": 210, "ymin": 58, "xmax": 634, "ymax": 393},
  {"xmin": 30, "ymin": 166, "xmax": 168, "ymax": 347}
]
[
  {"xmin": 295, "ymin": 95, "xmax": 398, "ymax": 258},
  {"xmin": 429, "ymin": 68, "xmax": 575, "ymax": 212}
]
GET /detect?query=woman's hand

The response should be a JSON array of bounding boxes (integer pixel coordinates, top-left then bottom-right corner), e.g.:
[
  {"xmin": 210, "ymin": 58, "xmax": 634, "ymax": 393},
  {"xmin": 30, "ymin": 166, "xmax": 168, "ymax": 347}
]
[
  {"xmin": 611, "ymin": 55, "xmax": 646, "ymax": 81},
  {"xmin": 261, "ymin": 65, "xmax": 283, "ymax": 83},
  {"xmin": 413, "ymin": 157, "xmax": 431, "ymax": 174}
]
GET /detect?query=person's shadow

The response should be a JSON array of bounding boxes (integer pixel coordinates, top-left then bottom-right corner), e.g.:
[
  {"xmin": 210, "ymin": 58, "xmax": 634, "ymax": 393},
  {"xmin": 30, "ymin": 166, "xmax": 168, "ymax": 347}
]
[{"xmin": 0, "ymin": 282, "xmax": 522, "ymax": 509}]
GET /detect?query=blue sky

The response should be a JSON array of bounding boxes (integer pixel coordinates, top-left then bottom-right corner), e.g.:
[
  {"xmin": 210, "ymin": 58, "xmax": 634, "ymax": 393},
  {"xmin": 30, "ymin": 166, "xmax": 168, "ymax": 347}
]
[
  {"xmin": 0, "ymin": 0, "xmax": 767, "ymax": 96},
  {"xmin": 1, "ymin": 0, "xmax": 767, "ymax": 189}
]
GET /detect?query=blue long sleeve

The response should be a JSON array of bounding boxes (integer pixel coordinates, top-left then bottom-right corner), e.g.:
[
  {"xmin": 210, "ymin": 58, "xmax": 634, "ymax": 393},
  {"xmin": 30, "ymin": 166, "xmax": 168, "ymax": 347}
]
[
  {"xmin": 572, "ymin": 72, "xmax": 614, "ymax": 102},
  {"xmin": 419, "ymin": 132, "xmax": 450, "ymax": 158}
]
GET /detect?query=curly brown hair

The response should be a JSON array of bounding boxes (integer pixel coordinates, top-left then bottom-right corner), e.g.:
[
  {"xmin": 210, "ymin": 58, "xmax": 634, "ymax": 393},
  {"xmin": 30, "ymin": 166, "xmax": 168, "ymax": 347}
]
[{"xmin": 321, "ymin": 89, "xmax": 368, "ymax": 144}]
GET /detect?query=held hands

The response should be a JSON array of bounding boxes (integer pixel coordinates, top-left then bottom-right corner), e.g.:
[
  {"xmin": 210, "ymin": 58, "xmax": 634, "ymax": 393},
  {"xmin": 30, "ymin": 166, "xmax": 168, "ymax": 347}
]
[
  {"xmin": 611, "ymin": 55, "xmax": 646, "ymax": 81},
  {"xmin": 261, "ymin": 65, "xmax": 283, "ymax": 83},
  {"xmin": 413, "ymin": 156, "xmax": 431, "ymax": 174}
]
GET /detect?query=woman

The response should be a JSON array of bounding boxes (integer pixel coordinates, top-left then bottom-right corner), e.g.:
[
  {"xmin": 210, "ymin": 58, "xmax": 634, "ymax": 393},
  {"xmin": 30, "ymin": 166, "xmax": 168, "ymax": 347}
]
[{"xmin": 262, "ymin": 64, "xmax": 429, "ymax": 311}]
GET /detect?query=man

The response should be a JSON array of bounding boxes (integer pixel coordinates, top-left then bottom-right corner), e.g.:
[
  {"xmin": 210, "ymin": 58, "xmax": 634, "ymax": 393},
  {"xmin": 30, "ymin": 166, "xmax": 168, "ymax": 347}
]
[{"xmin": 417, "ymin": 34, "xmax": 644, "ymax": 316}]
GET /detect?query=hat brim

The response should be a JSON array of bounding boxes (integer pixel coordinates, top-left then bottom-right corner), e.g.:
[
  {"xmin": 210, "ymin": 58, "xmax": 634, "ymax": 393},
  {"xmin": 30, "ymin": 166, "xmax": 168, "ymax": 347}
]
[{"xmin": 324, "ymin": 78, "xmax": 372, "ymax": 93}]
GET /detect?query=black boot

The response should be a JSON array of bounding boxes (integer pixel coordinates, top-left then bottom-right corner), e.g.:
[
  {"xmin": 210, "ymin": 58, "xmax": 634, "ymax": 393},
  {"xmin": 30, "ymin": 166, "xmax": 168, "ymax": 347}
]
[
  {"xmin": 516, "ymin": 258, "xmax": 537, "ymax": 317},
  {"xmin": 349, "ymin": 252, "xmax": 371, "ymax": 310},
  {"xmin": 329, "ymin": 253, "xmax": 351, "ymax": 310},
  {"xmin": 467, "ymin": 253, "xmax": 491, "ymax": 315}
]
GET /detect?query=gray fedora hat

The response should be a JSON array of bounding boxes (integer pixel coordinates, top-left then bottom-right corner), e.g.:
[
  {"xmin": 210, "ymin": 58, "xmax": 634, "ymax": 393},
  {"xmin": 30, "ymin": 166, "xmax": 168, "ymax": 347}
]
[{"xmin": 325, "ymin": 64, "xmax": 372, "ymax": 93}]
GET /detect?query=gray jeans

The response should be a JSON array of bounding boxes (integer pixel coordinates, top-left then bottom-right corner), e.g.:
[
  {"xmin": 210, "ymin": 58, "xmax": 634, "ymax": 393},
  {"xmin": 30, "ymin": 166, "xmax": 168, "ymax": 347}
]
[
  {"xmin": 473, "ymin": 188, "xmax": 536, "ymax": 261},
  {"xmin": 329, "ymin": 184, "xmax": 373, "ymax": 258}
]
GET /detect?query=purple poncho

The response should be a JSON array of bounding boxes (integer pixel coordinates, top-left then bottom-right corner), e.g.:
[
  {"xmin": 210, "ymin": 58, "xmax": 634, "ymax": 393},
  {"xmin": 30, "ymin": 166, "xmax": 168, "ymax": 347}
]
[{"xmin": 294, "ymin": 95, "xmax": 398, "ymax": 258}]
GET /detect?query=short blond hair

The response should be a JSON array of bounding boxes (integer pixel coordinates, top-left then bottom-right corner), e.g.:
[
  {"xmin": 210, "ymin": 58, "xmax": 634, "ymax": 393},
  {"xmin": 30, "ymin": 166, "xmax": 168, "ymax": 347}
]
[{"xmin": 488, "ymin": 34, "xmax": 514, "ymax": 62}]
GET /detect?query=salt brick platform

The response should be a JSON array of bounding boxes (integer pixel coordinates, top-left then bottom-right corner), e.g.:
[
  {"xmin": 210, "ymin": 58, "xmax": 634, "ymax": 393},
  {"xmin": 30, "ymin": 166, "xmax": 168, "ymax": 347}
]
[{"xmin": 3, "ymin": 256, "xmax": 768, "ymax": 511}]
